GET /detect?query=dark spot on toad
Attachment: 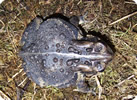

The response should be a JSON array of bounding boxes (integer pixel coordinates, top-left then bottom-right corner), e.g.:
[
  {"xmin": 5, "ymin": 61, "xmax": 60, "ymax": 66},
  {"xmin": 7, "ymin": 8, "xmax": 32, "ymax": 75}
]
[
  {"xmin": 56, "ymin": 49, "xmax": 60, "ymax": 52},
  {"xmin": 56, "ymin": 43, "xmax": 60, "ymax": 48},
  {"xmin": 68, "ymin": 47, "xmax": 80, "ymax": 54},
  {"xmin": 53, "ymin": 57, "xmax": 58, "ymax": 63},
  {"xmin": 66, "ymin": 59, "xmax": 73, "ymax": 66},
  {"xmin": 68, "ymin": 47, "xmax": 75, "ymax": 52},
  {"xmin": 61, "ymin": 45, "xmax": 65, "ymax": 48},
  {"xmin": 84, "ymin": 61, "xmax": 90, "ymax": 65},
  {"xmin": 59, "ymin": 33, "xmax": 66, "ymax": 39},
  {"xmin": 86, "ymin": 48, "xmax": 93, "ymax": 52},
  {"xmin": 74, "ymin": 50, "xmax": 79, "ymax": 54}
]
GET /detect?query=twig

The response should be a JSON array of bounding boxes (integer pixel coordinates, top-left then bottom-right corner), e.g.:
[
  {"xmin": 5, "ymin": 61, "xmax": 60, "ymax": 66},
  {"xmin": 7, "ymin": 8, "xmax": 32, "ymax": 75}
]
[
  {"xmin": 131, "ymin": 23, "xmax": 137, "ymax": 31},
  {"xmin": 77, "ymin": 0, "xmax": 82, "ymax": 5},
  {"xmin": 108, "ymin": 0, "xmax": 114, "ymax": 15},
  {"xmin": 95, "ymin": 75, "xmax": 102, "ymax": 100},
  {"xmin": 18, "ymin": 77, "xmax": 28, "ymax": 86},
  {"xmin": 125, "ymin": 1, "xmax": 136, "ymax": 4},
  {"xmin": 109, "ymin": 11, "xmax": 137, "ymax": 25},
  {"xmin": 12, "ymin": 69, "xmax": 23, "ymax": 79},
  {"xmin": 0, "ymin": 90, "xmax": 11, "ymax": 100},
  {"xmin": 0, "ymin": 19, "xmax": 6, "ymax": 33},
  {"xmin": 31, "ymin": 83, "xmax": 37, "ymax": 100},
  {"xmin": 16, "ymin": 80, "xmax": 31, "ymax": 100},
  {"xmin": 116, "ymin": 75, "xmax": 135, "ymax": 86}
]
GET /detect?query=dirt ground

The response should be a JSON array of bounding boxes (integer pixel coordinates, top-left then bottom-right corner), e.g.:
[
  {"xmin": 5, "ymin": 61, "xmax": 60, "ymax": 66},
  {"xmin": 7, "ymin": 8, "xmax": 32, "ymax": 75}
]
[{"xmin": 0, "ymin": 0, "xmax": 137, "ymax": 100}]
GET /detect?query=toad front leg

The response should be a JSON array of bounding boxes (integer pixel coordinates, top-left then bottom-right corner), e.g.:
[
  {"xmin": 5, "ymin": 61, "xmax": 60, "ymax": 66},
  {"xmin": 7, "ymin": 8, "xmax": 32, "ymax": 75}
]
[
  {"xmin": 74, "ymin": 65, "xmax": 103, "ymax": 95},
  {"xmin": 73, "ymin": 71, "xmax": 93, "ymax": 93}
]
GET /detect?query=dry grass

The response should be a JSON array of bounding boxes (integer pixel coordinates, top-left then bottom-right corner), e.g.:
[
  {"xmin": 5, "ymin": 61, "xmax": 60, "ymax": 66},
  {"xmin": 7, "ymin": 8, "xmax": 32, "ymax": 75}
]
[{"xmin": 0, "ymin": 0, "xmax": 137, "ymax": 100}]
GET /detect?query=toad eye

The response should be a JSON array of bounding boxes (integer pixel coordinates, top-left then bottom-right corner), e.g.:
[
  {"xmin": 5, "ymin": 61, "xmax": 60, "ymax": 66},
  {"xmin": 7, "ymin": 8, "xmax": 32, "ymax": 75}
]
[
  {"xmin": 93, "ymin": 43, "xmax": 106, "ymax": 53},
  {"xmin": 93, "ymin": 61, "xmax": 105, "ymax": 72}
]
